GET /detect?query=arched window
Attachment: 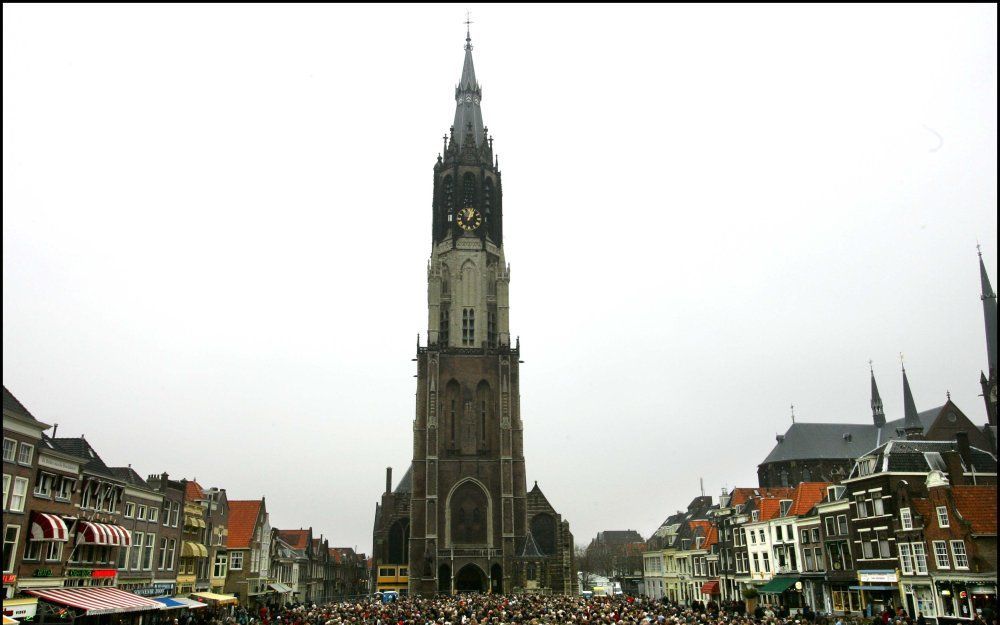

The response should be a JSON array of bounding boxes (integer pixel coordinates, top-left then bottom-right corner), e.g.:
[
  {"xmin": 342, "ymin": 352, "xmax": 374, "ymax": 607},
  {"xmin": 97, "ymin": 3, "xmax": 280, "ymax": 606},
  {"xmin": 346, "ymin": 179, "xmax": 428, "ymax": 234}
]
[
  {"xmin": 462, "ymin": 173, "xmax": 477, "ymax": 208},
  {"xmin": 483, "ymin": 178, "xmax": 494, "ymax": 215},
  {"xmin": 439, "ymin": 307, "xmax": 450, "ymax": 346},
  {"xmin": 462, "ymin": 308, "xmax": 475, "ymax": 346},
  {"xmin": 476, "ymin": 381, "xmax": 490, "ymax": 442},
  {"xmin": 445, "ymin": 380, "xmax": 461, "ymax": 443},
  {"xmin": 531, "ymin": 514, "xmax": 557, "ymax": 556},
  {"xmin": 450, "ymin": 481, "xmax": 489, "ymax": 545},
  {"xmin": 387, "ymin": 518, "xmax": 409, "ymax": 565},
  {"xmin": 443, "ymin": 176, "xmax": 454, "ymax": 215}
]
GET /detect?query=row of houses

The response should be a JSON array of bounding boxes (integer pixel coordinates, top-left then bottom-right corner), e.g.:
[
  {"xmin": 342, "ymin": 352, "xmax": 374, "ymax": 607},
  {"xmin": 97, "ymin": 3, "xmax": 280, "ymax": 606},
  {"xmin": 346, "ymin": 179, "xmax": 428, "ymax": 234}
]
[
  {"xmin": 637, "ymin": 364, "xmax": 998, "ymax": 624},
  {"xmin": 2, "ymin": 386, "xmax": 367, "ymax": 621}
]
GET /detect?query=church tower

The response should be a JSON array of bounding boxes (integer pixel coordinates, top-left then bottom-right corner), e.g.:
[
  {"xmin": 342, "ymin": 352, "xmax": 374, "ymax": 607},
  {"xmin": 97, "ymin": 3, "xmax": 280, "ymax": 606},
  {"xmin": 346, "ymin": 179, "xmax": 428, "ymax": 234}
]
[{"xmin": 408, "ymin": 27, "xmax": 527, "ymax": 595}]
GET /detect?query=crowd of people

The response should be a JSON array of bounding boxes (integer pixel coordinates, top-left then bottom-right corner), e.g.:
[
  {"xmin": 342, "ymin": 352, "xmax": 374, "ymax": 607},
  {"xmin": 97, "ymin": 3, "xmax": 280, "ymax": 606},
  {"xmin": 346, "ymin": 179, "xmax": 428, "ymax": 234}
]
[{"xmin": 173, "ymin": 594, "xmax": 997, "ymax": 625}]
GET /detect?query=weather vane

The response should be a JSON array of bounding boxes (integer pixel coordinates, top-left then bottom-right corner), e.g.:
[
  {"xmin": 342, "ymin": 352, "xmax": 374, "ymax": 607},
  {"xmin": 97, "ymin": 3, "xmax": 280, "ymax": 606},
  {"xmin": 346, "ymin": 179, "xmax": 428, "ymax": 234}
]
[{"xmin": 464, "ymin": 10, "xmax": 473, "ymax": 37}]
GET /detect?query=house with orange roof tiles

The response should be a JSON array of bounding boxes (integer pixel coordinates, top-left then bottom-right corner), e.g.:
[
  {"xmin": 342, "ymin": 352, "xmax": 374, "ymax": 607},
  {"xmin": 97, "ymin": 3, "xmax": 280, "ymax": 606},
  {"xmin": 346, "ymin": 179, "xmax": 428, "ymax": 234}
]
[{"xmin": 223, "ymin": 498, "xmax": 272, "ymax": 608}]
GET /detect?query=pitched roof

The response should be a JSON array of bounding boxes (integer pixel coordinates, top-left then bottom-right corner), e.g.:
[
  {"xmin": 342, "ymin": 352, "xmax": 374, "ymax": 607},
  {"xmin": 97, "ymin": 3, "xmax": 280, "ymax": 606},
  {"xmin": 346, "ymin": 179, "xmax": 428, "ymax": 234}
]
[
  {"xmin": 595, "ymin": 530, "xmax": 644, "ymax": 545},
  {"xmin": 393, "ymin": 466, "xmax": 412, "ymax": 494},
  {"xmin": 276, "ymin": 529, "xmax": 311, "ymax": 550},
  {"xmin": 702, "ymin": 525, "xmax": 719, "ymax": 550},
  {"xmin": 108, "ymin": 466, "xmax": 152, "ymax": 489},
  {"xmin": 952, "ymin": 486, "xmax": 998, "ymax": 534},
  {"xmin": 185, "ymin": 481, "xmax": 205, "ymax": 502},
  {"xmin": 49, "ymin": 436, "xmax": 115, "ymax": 478},
  {"xmin": 762, "ymin": 406, "xmax": 944, "ymax": 464},
  {"xmin": 730, "ymin": 487, "xmax": 794, "ymax": 507},
  {"xmin": 849, "ymin": 439, "xmax": 998, "ymax": 477},
  {"xmin": 787, "ymin": 482, "xmax": 832, "ymax": 516},
  {"xmin": 227, "ymin": 500, "xmax": 263, "ymax": 549},
  {"xmin": 3, "ymin": 387, "xmax": 46, "ymax": 426}
]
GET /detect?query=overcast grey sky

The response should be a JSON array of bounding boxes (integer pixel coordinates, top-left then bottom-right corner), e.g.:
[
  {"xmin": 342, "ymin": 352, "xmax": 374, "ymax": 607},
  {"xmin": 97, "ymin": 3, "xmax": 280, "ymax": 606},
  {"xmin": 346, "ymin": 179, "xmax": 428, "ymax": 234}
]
[{"xmin": 3, "ymin": 4, "xmax": 997, "ymax": 552}]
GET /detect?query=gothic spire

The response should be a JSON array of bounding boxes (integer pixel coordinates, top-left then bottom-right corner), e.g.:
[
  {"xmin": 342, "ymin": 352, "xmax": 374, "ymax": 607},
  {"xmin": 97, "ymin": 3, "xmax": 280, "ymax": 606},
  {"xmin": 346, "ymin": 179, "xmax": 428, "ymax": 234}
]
[
  {"xmin": 452, "ymin": 24, "xmax": 485, "ymax": 150},
  {"xmin": 979, "ymin": 246, "xmax": 997, "ymax": 376},
  {"xmin": 902, "ymin": 365, "xmax": 923, "ymax": 439},
  {"xmin": 870, "ymin": 362, "xmax": 886, "ymax": 429}
]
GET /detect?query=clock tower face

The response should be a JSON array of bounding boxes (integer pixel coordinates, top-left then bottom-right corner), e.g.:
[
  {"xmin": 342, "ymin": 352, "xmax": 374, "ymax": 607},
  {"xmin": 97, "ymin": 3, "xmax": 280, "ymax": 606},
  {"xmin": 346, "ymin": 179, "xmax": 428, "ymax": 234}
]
[{"xmin": 456, "ymin": 206, "xmax": 482, "ymax": 231}]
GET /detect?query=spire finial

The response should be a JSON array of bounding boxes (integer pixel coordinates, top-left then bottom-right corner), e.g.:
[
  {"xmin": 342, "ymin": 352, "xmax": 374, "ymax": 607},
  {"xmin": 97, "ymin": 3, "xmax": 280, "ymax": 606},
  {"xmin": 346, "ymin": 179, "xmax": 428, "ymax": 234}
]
[
  {"xmin": 869, "ymin": 358, "xmax": 874, "ymax": 374},
  {"xmin": 977, "ymin": 241, "xmax": 983, "ymax": 258},
  {"xmin": 464, "ymin": 10, "xmax": 473, "ymax": 49},
  {"xmin": 790, "ymin": 404, "xmax": 795, "ymax": 424},
  {"xmin": 900, "ymin": 352, "xmax": 905, "ymax": 372},
  {"xmin": 947, "ymin": 390, "xmax": 951, "ymax": 401}
]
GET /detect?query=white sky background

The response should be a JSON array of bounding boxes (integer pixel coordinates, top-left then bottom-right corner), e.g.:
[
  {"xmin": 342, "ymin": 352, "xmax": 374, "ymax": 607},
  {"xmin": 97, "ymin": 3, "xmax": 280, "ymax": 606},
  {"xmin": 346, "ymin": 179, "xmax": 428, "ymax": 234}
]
[{"xmin": 3, "ymin": 4, "xmax": 997, "ymax": 552}]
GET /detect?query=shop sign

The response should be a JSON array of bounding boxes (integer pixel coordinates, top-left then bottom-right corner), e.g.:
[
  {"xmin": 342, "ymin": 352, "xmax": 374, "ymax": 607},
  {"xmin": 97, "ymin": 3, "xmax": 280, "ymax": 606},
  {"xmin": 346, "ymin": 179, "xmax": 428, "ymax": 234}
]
[
  {"xmin": 860, "ymin": 572, "xmax": 898, "ymax": 583},
  {"xmin": 134, "ymin": 583, "xmax": 176, "ymax": 597},
  {"xmin": 38, "ymin": 455, "xmax": 80, "ymax": 474},
  {"xmin": 3, "ymin": 603, "xmax": 38, "ymax": 619},
  {"xmin": 969, "ymin": 586, "xmax": 995, "ymax": 595},
  {"xmin": 66, "ymin": 569, "xmax": 116, "ymax": 579},
  {"xmin": 2, "ymin": 574, "xmax": 16, "ymax": 584},
  {"xmin": 33, "ymin": 569, "xmax": 53, "ymax": 577}
]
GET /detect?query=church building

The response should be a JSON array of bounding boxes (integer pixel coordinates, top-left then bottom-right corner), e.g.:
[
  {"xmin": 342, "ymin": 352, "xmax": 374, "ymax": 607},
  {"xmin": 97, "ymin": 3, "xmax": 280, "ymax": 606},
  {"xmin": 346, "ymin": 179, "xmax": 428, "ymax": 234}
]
[{"xmin": 372, "ymin": 29, "xmax": 576, "ymax": 596}]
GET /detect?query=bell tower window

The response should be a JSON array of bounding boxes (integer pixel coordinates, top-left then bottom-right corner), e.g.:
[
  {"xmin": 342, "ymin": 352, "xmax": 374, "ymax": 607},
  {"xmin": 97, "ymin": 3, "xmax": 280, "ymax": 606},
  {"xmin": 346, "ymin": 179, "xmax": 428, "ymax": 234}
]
[
  {"xmin": 443, "ymin": 176, "xmax": 454, "ymax": 220},
  {"xmin": 462, "ymin": 308, "xmax": 475, "ymax": 346},
  {"xmin": 439, "ymin": 307, "xmax": 450, "ymax": 346},
  {"xmin": 462, "ymin": 173, "xmax": 477, "ymax": 209},
  {"xmin": 487, "ymin": 310, "xmax": 497, "ymax": 349}
]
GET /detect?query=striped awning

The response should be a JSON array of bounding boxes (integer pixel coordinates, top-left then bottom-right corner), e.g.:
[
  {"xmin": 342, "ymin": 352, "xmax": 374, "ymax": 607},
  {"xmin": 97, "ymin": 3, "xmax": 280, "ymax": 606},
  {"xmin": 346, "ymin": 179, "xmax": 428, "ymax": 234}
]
[
  {"xmin": 31, "ymin": 513, "xmax": 69, "ymax": 542},
  {"xmin": 76, "ymin": 521, "xmax": 131, "ymax": 546},
  {"xmin": 27, "ymin": 587, "xmax": 160, "ymax": 616},
  {"xmin": 181, "ymin": 541, "xmax": 208, "ymax": 558}
]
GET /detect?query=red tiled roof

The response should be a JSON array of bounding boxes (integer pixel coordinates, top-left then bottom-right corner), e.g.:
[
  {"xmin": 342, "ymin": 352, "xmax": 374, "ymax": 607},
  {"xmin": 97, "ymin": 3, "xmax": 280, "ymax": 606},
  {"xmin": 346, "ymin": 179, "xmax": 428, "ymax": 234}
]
[
  {"xmin": 227, "ymin": 500, "xmax": 263, "ymax": 549},
  {"xmin": 185, "ymin": 481, "xmax": 205, "ymax": 502},
  {"xmin": 730, "ymin": 487, "xmax": 795, "ymax": 507},
  {"xmin": 702, "ymin": 525, "xmax": 719, "ymax": 550},
  {"xmin": 329, "ymin": 548, "xmax": 342, "ymax": 564},
  {"xmin": 277, "ymin": 529, "xmax": 310, "ymax": 550},
  {"xmin": 788, "ymin": 482, "xmax": 832, "ymax": 516},
  {"xmin": 952, "ymin": 486, "xmax": 998, "ymax": 535},
  {"xmin": 756, "ymin": 497, "xmax": 784, "ymax": 521}
]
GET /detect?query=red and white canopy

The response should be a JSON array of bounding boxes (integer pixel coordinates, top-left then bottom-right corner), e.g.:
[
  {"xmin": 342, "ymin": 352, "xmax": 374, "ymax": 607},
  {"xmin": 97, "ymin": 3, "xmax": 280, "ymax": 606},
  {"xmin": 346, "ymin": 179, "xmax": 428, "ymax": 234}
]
[
  {"xmin": 30, "ymin": 513, "xmax": 69, "ymax": 542},
  {"xmin": 27, "ymin": 587, "xmax": 160, "ymax": 616},
  {"xmin": 76, "ymin": 521, "xmax": 131, "ymax": 546}
]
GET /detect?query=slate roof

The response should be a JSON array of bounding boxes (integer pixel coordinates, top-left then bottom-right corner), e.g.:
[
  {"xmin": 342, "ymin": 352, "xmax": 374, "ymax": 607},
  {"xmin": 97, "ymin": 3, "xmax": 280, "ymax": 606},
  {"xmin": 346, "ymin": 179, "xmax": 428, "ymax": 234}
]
[
  {"xmin": 595, "ymin": 530, "xmax": 644, "ymax": 545},
  {"xmin": 762, "ymin": 406, "xmax": 943, "ymax": 464},
  {"xmin": 393, "ymin": 466, "xmax": 412, "ymax": 494},
  {"xmin": 951, "ymin": 486, "xmax": 998, "ymax": 534},
  {"xmin": 227, "ymin": 500, "xmax": 263, "ymax": 549},
  {"xmin": 108, "ymin": 466, "xmax": 152, "ymax": 489},
  {"xmin": 49, "ymin": 436, "xmax": 116, "ymax": 478},
  {"xmin": 3, "ymin": 387, "xmax": 46, "ymax": 425},
  {"xmin": 451, "ymin": 34, "xmax": 485, "ymax": 149},
  {"xmin": 849, "ymin": 439, "xmax": 998, "ymax": 478},
  {"xmin": 520, "ymin": 529, "xmax": 543, "ymax": 558}
]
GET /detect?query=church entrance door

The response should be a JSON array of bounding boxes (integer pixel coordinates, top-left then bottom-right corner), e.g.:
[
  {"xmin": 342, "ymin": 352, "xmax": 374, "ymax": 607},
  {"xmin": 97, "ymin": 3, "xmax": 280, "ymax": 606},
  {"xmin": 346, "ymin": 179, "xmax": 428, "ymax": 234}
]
[{"xmin": 455, "ymin": 564, "xmax": 487, "ymax": 593}]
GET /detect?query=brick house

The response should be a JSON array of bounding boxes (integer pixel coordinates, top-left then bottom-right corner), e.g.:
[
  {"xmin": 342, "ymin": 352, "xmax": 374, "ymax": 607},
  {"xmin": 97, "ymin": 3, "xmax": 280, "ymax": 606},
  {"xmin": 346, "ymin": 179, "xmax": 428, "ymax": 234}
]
[{"xmin": 224, "ymin": 499, "xmax": 271, "ymax": 607}]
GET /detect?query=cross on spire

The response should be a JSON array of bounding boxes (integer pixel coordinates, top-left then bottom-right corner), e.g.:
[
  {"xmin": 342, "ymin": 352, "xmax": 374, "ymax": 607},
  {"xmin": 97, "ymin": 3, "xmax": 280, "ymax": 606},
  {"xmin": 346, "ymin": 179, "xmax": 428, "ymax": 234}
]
[{"xmin": 464, "ymin": 10, "xmax": 473, "ymax": 48}]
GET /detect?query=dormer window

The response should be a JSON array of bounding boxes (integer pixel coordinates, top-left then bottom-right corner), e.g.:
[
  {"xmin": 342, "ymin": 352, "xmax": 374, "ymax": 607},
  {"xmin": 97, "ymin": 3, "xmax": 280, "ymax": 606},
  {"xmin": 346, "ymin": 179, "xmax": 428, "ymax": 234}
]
[
  {"xmin": 751, "ymin": 510, "xmax": 759, "ymax": 522},
  {"xmin": 780, "ymin": 500, "xmax": 792, "ymax": 516}
]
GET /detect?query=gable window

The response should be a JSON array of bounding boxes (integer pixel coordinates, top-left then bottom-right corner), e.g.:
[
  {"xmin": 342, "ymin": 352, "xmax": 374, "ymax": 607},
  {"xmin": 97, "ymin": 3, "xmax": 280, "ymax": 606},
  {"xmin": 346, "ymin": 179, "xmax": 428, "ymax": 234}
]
[
  {"xmin": 898, "ymin": 543, "xmax": 913, "ymax": 575},
  {"xmin": 10, "ymin": 477, "xmax": 28, "ymax": 512},
  {"xmin": 2, "ymin": 439, "xmax": 15, "ymax": 463},
  {"xmin": 17, "ymin": 443, "xmax": 33, "ymax": 466},
  {"xmin": 933, "ymin": 541, "xmax": 950, "ymax": 568},
  {"xmin": 912, "ymin": 543, "xmax": 928, "ymax": 574},
  {"xmin": 900, "ymin": 507, "xmax": 913, "ymax": 530},
  {"xmin": 950, "ymin": 541, "xmax": 968, "ymax": 569},
  {"xmin": 936, "ymin": 506, "xmax": 949, "ymax": 528}
]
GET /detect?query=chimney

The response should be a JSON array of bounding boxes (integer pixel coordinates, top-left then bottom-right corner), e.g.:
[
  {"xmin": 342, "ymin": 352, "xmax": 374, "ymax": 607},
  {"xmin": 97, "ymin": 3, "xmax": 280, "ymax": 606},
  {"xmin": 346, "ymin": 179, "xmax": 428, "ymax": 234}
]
[
  {"xmin": 385, "ymin": 467, "xmax": 392, "ymax": 494},
  {"xmin": 955, "ymin": 432, "xmax": 973, "ymax": 470},
  {"xmin": 52, "ymin": 423, "xmax": 59, "ymax": 438}
]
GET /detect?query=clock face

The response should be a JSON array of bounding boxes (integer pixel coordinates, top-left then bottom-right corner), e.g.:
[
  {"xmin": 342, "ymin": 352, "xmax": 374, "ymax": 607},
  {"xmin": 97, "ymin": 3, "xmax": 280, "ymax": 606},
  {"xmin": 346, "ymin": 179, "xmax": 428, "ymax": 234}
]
[{"xmin": 456, "ymin": 207, "xmax": 482, "ymax": 231}]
